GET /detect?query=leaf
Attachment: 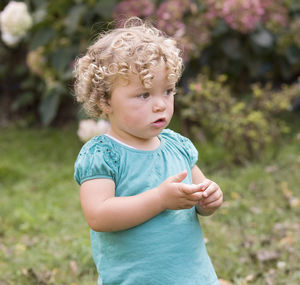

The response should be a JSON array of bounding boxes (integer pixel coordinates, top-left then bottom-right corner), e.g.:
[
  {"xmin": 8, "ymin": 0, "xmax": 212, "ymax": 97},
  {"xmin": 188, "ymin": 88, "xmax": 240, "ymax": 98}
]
[
  {"xmin": 29, "ymin": 27, "xmax": 56, "ymax": 50},
  {"xmin": 265, "ymin": 165, "xmax": 278, "ymax": 173},
  {"xmin": 94, "ymin": 0, "xmax": 118, "ymax": 19},
  {"xmin": 11, "ymin": 92, "xmax": 35, "ymax": 111},
  {"xmin": 279, "ymin": 234, "xmax": 295, "ymax": 246},
  {"xmin": 231, "ymin": 192, "xmax": 240, "ymax": 200},
  {"xmin": 256, "ymin": 250, "xmax": 281, "ymax": 262},
  {"xmin": 69, "ymin": 260, "xmax": 78, "ymax": 276},
  {"xmin": 218, "ymin": 279, "xmax": 233, "ymax": 285},
  {"xmin": 51, "ymin": 46, "xmax": 76, "ymax": 74},
  {"xmin": 281, "ymin": 181, "xmax": 300, "ymax": 208},
  {"xmin": 38, "ymin": 89, "xmax": 60, "ymax": 126},
  {"xmin": 266, "ymin": 268, "xmax": 276, "ymax": 285},
  {"xmin": 64, "ymin": 5, "xmax": 87, "ymax": 34},
  {"xmin": 245, "ymin": 274, "xmax": 255, "ymax": 282},
  {"xmin": 15, "ymin": 243, "xmax": 26, "ymax": 255}
]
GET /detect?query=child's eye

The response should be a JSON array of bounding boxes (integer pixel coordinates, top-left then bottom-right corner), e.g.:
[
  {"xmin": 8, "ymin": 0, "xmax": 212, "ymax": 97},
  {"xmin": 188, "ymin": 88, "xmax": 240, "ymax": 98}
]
[
  {"xmin": 165, "ymin": 88, "xmax": 176, "ymax": 96},
  {"xmin": 138, "ymin": 92, "xmax": 150, "ymax": 99}
]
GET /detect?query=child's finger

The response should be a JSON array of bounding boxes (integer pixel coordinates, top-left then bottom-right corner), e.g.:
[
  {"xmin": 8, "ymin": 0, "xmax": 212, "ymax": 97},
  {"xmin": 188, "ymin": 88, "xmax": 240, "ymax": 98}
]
[
  {"xmin": 202, "ymin": 182, "xmax": 219, "ymax": 198},
  {"xmin": 201, "ymin": 195, "xmax": 223, "ymax": 209},
  {"xmin": 187, "ymin": 191, "xmax": 204, "ymax": 201},
  {"xmin": 197, "ymin": 179, "xmax": 211, "ymax": 191},
  {"xmin": 181, "ymin": 184, "xmax": 202, "ymax": 195},
  {"xmin": 201, "ymin": 189, "xmax": 223, "ymax": 205},
  {"xmin": 204, "ymin": 193, "xmax": 221, "ymax": 205},
  {"xmin": 169, "ymin": 171, "xmax": 187, "ymax": 183}
]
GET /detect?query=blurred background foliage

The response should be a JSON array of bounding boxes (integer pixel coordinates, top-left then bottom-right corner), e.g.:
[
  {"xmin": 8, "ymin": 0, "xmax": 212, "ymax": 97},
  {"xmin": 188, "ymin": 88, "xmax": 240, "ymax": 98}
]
[{"xmin": 0, "ymin": 0, "xmax": 300, "ymax": 162}]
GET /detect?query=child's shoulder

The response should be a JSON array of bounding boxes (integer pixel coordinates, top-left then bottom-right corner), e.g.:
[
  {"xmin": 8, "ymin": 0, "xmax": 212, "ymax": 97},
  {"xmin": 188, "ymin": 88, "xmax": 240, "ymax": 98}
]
[
  {"xmin": 78, "ymin": 135, "xmax": 104, "ymax": 155},
  {"xmin": 77, "ymin": 134, "xmax": 119, "ymax": 158},
  {"xmin": 74, "ymin": 135, "xmax": 120, "ymax": 185},
  {"xmin": 161, "ymin": 129, "xmax": 198, "ymax": 166},
  {"xmin": 161, "ymin": 128, "xmax": 191, "ymax": 144}
]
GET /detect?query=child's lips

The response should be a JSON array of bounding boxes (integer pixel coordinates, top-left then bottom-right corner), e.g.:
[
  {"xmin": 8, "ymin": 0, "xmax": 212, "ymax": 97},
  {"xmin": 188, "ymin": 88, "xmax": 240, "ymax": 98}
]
[{"xmin": 151, "ymin": 118, "xmax": 166, "ymax": 128}]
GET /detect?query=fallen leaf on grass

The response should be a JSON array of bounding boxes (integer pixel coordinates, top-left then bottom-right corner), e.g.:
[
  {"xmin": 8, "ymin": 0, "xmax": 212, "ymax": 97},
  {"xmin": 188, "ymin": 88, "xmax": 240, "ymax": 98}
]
[
  {"xmin": 250, "ymin": 206, "xmax": 262, "ymax": 214},
  {"xmin": 70, "ymin": 260, "xmax": 78, "ymax": 276},
  {"xmin": 288, "ymin": 197, "xmax": 300, "ymax": 207},
  {"xmin": 218, "ymin": 279, "xmax": 233, "ymax": 285},
  {"xmin": 248, "ymin": 182, "xmax": 256, "ymax": 191},
  {"xmin": 21, "ymin": 268, "xmax": 57, "ymax": 284},
  {"xmin": 231, "ymin": 192, "xmax": 240, "ymax": 200},
  {"xmin": 265, "ymin": 165, "xmax": 278, "ymax": 173},
  {"xmin": 15, "ymin": 243, "xmax": 26, "ymax": 255},
  {"xmin": 245, "ymin": 274, "xmax": 255, "ymax": 282},
  {"xmin": 277, "ymin": 261, "xmax": 286, "ymax": 270},
  {"xmin": 279, "ymin": 233, "xmax": 295, "ymax": 246},
  {"xmin": 281, "ymin": 182, "xmax": 300, "ymax": 208},
  {"xmin": 27, "ymin": 268, "xmax": 46, "ymax": 285},
  {"xmin": 256, "ymin": 250, "xmax": 281, "ymax": 262},
  {"xmin": 266, "ymin": 268, "xmax": 276, "ymax": 285}
]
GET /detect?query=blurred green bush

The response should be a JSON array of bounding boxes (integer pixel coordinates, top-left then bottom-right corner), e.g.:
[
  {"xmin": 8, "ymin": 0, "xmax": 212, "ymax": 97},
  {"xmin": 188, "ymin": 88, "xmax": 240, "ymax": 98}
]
[
  {"xmin": 0, "ymin": 0, "xmax": 119, "ymax": 126},
  {"xmin": 0, "ymin": 0, "xmax": 299, "ymax": 161},
  {"xmin": 177, "ymin": 74, "xmax": 299, "ymax": 163}
]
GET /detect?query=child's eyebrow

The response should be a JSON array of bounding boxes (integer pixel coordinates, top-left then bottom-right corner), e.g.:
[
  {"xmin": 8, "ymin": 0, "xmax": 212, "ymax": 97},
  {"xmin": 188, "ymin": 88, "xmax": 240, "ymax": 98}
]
[{"xmin": 133, "ymin": 86, "xmax": 148, "ymax": 92}]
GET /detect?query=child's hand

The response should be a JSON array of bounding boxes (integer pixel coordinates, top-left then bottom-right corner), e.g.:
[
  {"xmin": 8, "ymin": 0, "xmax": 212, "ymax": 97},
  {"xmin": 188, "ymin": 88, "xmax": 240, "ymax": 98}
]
[
  {"xmin": 156, "ymin": 171, "xmax": 204, "ymax": 210},
  {"xmin": 196, "ymin": 179, "xmax": 223, "ymax": 215}
]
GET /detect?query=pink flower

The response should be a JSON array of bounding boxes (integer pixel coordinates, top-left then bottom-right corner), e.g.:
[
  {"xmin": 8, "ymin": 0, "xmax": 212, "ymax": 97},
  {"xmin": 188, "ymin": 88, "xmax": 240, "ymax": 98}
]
[
  {"xmin": 203, "ymin": 0, "xmax": 289, "ymax": 33},
  {"xmin": 203, "ymin": 0, "xmax": 265, "ymax": 33},
  {"xmin": 261, "ymin": 0, "xmax": 289, "ymax": 29},
  {"xmin": 113, "ymin": 0, "xmax": 154, "ymax": 24},
  {"xmin": 156, "ymin": 0, "xmax": 191, "ymax": 37}
]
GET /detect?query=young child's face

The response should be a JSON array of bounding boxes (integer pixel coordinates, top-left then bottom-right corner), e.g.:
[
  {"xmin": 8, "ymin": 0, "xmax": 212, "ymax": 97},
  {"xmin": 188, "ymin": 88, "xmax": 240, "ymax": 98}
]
[{"xmin": 105, "ymin": 61, "xmax": 176, "ymax": 144}]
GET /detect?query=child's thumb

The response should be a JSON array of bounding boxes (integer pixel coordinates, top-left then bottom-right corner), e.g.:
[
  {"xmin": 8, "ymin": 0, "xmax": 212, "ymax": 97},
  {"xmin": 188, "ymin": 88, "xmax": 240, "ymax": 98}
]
[{"xmin": 169, "ymin": 170, "xmax": 187, "ymax": 183}]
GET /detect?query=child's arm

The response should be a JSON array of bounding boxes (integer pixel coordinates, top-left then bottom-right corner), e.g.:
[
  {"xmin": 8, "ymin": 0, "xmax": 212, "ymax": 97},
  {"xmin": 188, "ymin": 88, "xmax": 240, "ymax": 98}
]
[
  {"xmin": 191, "ymin": 165, "xmax": 223, "ymax": 216},
  {"xmin": 80, "ymin": 171, "xmax": 204, "ymax": 232}
]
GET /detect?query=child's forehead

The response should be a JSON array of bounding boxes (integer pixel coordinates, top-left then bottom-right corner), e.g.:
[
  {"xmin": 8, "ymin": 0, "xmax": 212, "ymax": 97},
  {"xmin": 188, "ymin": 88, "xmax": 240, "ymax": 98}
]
[{"xmin": 115, "ymin": 70, "xmax": 174, "ymax": 89}]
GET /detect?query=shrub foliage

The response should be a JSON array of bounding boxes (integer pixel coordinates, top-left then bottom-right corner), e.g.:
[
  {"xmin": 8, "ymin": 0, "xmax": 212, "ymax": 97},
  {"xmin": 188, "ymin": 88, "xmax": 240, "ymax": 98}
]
[
  {"xmin": 177, "ymin": 75, "xmax": 299, "ymax": 162},
  {"xmin": 0, "ymin": 0, "xmax": 299, "ymax": 161}
]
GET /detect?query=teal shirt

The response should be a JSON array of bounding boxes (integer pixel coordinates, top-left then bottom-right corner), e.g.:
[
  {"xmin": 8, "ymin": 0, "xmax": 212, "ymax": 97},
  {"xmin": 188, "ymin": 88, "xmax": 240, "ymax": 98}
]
[{"xmin": 74, "ymin": 129, "xmax": 219, "ymax": 285}]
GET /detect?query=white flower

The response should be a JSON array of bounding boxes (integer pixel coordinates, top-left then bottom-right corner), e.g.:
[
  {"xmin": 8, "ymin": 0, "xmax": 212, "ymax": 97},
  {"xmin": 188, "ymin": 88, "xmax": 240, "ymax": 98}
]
[
  {"xmin": 96, "ymin": 119, "xmax": 110, "ymax": 133},
  {"xmin": 1, "ymin": 31, "xmax": 20, "ymax": 46},
  {"xmin": 77, "ymin": 119, "xmax": 110, "ymax": 142},
  {"xmin": 0, "ymin": 1, "xmax": 33, "ymax": 46}
]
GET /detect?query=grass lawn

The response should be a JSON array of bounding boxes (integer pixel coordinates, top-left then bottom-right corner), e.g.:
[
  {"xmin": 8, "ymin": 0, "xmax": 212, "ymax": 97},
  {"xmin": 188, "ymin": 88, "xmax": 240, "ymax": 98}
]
[{"xmin": 0, "ymin": 124, "xmax": 300, "ymax": 284}]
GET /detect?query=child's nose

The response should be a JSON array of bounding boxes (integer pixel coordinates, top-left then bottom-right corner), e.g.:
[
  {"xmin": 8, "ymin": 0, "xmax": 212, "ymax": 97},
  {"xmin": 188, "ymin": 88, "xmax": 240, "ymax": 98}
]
[{"xmin": 152, "ymin": 96, "xmax": 166, "ymax": 112}]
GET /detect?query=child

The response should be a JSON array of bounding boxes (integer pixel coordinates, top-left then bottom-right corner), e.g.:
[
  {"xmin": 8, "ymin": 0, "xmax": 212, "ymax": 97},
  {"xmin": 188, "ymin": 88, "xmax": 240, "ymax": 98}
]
[{"xmin": 73, "ymin": 17, "xmax": 223, "ymax": 285}]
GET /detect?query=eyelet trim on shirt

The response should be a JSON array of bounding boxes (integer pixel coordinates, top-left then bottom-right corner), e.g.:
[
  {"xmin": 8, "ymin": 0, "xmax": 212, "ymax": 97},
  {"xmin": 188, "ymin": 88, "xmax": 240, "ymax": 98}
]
[
  {"xmin": 98, "ymin": 136, "xmax": 120, "ymax": 167},
  {"xmin": 78, "ymin": 136, "xmax": 120, "ymax": 168}
]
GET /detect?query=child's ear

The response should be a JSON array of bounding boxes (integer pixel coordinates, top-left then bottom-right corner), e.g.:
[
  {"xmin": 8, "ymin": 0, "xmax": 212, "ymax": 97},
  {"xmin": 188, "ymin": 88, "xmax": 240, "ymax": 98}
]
[
  {"xmin": 97, "ymin": 100, "xmax": 112, "ymax": 114},
  {"xmin": 103, "ymin": 104, "xmax": 112, "ymax": 114}
]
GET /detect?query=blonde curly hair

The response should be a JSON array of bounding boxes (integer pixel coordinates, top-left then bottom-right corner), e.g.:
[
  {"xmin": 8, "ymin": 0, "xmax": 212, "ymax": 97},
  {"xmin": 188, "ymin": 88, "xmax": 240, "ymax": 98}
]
[{"xmin": 73, "ymin": 17, "xmax": 183, "ymax": 118}]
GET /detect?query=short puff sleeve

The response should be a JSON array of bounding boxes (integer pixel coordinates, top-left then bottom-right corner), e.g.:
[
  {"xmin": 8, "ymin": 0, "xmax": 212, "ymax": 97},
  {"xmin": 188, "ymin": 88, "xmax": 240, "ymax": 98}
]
[{"xmin": 74, "ymin": 136, "xmax": 119, "ymax": 185}]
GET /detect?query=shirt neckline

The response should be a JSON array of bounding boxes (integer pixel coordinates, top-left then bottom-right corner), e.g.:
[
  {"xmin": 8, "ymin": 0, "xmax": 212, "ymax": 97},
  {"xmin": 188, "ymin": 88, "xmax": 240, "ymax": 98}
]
[
  {"xmin": 102, "ymin": 133, "xmax": 164, "ymax": 153},
  {"xmin": 104, "ymin": 134, "xmax": 137, "ymax": 149}
]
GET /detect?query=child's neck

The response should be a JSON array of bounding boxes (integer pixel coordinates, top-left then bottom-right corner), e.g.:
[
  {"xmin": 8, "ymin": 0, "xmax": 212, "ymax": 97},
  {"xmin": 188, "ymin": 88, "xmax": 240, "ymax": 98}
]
[{"xmin": 106, "ymin": 130, "xmax": 161, "ymax": 151}]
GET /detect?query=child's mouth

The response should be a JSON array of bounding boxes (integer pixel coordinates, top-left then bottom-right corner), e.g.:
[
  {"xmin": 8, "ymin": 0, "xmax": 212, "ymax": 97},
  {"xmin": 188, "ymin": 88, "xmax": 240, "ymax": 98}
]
[{"xmin": 152, "ymin": 118, "xmax": 166, "ymax": 128}]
